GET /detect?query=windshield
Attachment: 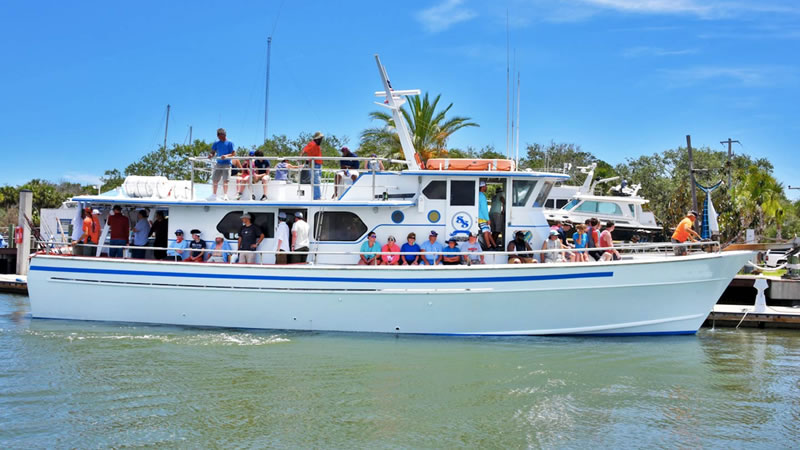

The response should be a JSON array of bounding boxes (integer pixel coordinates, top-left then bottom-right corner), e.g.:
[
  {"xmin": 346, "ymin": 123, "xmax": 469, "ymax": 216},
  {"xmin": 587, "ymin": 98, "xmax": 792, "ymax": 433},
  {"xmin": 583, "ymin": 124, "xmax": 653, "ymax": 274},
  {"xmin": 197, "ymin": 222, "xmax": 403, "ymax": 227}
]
[{"xmin": 562, "ymin": 199, "xmax": 580, "ymax": 210}]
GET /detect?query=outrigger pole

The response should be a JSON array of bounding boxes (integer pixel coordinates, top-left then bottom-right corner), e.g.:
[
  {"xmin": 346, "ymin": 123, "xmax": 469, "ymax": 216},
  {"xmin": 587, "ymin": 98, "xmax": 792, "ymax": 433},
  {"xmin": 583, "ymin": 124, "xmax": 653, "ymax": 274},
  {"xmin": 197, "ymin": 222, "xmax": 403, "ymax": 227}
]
[{"xmin": 373, "ymin": 55, "xmax": 421, "ymax": 170}]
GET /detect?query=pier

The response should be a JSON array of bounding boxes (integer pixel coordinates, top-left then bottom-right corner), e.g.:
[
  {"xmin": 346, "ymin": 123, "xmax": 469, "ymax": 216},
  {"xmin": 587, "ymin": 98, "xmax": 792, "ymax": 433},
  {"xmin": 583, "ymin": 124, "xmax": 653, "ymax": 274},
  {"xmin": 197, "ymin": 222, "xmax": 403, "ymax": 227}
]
[{"xmin": 0, "ymin": 274, "xmax": 28, "ymax": 295}]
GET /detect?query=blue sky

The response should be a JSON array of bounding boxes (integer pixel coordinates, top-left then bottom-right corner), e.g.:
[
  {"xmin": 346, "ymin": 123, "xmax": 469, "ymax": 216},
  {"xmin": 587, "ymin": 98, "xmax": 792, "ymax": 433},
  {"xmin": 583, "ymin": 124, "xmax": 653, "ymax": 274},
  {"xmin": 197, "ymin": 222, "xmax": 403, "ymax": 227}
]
[{"xmin": 3, "ymin": 0, "xmax": 799, "ymax": 199}]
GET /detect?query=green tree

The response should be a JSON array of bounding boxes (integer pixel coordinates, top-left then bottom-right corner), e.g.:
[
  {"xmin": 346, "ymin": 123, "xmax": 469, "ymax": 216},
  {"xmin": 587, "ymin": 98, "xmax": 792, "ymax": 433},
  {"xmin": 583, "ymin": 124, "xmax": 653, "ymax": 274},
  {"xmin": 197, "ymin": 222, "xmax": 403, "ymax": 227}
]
[{"xmin": 360, "ymin": 92, "xmax": 478, "ymax": 162}]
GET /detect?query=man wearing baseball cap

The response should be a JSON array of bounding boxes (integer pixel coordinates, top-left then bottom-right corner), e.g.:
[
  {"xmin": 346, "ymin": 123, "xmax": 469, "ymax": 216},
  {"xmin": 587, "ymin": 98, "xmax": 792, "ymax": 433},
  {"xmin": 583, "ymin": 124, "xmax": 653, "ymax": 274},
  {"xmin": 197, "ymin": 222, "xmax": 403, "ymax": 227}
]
[
  {"xmin": 301, "ymin": 131, "xmax": 324, "ymax": 200},
  {"xmin": 420, "ymin": 230, "xmax": 443, "ymax": 265},
  {"xmin": 671, "ymin": 210, "xmax": 702, "ymax": 256},
  {"xmin": 275, "ymin": 212, "xmax": 290, "ymax": 264}
]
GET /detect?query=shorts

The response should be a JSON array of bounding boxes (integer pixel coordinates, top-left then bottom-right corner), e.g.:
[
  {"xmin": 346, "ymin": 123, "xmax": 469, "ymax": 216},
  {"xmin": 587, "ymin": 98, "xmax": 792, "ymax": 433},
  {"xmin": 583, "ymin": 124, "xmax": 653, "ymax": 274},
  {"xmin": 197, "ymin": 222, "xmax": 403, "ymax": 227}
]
[
  {"xmin": 490, "ymin": 212, "xmax": 503, "ymax": 232},
  {"xmin": 212, "ymin": 165, "xmax": 231, "ymax": 184},
  {"xmin": 207, "ymin": 256, "xmax": 225, "ymax": 263},
  {"xmin": 478, "ymin": 220, "xmax": 491, "ymax": 233},
  {"xmin": 276, "ymin": 251, "xmax": 288, "ymax": 265},
  {"xmin": 238, "ymin": 251, "xmax": 257, "ymax": 264},
  {"xmin": 671, "ymin": 238, "xmax": 688, "ymax": 256}
]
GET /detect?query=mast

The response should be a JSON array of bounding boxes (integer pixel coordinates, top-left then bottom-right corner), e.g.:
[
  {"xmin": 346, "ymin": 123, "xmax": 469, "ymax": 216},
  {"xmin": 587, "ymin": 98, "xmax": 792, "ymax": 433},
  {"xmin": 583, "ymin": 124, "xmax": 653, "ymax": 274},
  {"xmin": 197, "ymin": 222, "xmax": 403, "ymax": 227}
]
[
  {"xmin": 163, "ymin": 104, "xmax": 170, "ymax": 150},
  {"xmin": 506, "ymin": 10, "xmax": 510, "ymax": 159},
  {"xmin": 373, "ymin": 55, "xmax": 421, "ymax": 170},
  {"xmin": 264, "ymin": 36, "xmax": 272, "ymax": 143},
  {"xmin": 515, "ymin": 72, "xmax": 521, "ymax": 168}
]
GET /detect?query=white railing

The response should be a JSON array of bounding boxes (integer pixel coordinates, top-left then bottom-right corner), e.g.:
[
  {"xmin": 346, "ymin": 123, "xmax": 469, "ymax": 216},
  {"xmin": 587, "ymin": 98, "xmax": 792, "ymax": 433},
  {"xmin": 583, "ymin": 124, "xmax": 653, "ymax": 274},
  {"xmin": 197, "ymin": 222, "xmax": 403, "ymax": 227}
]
[
  {"xmin": 36, "ymin": 240, "xmax": 720, "ymax": 265},
  {"xmin": 188, "ymin": 155, "xmax": 409, "ymax": 201}
]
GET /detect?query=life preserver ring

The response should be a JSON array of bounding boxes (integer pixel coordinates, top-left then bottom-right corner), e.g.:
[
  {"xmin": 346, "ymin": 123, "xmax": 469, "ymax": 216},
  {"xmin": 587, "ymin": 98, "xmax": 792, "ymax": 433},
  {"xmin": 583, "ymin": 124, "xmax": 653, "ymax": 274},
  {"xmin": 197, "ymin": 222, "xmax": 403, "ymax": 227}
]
[{"xmin": 14, "ymin": 226, "xmax": 23, "ymax": 244}]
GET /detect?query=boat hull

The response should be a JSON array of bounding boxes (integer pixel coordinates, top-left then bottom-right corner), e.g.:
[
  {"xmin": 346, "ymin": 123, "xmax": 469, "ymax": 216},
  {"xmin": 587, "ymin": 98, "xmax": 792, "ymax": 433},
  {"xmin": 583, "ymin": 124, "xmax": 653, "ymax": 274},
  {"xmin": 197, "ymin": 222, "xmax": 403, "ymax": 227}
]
[{"xmin": 27, "ymin": 252, "xmax": 753, "ymax": 335}]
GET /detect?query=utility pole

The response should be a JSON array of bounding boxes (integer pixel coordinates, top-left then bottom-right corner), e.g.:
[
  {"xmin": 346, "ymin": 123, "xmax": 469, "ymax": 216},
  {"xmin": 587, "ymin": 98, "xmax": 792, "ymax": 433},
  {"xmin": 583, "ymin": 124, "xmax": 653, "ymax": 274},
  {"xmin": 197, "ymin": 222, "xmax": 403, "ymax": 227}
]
[
  {"xmin": 720, "ymin": 137, "xmax": 740, "ymax": 188},
  {"xmin": 163, "ymin": 104, "xmax": 170, "ymax": 150},
  {"xmin": 264, "ymin": 36, "xmax": 272, "ymax": 144},
  {"xmin": 687, "ymin": 135, "xmax": 699, "ymax": 231}
]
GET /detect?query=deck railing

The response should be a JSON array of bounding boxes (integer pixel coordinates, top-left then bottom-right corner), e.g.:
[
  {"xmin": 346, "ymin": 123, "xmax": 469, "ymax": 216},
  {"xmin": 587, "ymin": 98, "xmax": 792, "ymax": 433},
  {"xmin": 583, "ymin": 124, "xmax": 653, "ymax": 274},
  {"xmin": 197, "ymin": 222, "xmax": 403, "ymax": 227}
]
[
  {"xmin": 35, "ymin": 240, "xmax": 721, "ymax": 265},
  {"xmin": 187, "ymin": 155, "xmax": 410, "ymax": 201}
]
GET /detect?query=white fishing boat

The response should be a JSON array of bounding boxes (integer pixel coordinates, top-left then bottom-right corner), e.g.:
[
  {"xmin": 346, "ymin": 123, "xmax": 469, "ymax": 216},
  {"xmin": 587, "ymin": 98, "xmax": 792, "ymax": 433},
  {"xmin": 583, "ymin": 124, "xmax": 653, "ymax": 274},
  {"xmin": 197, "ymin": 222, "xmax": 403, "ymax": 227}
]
[
  {"xmin": 27, "ymin": 56, "xmax": 752, "ymax": 336},
  {"xmin": 544, "ymin": 164, "xmax": 663, "ymax": 241}
]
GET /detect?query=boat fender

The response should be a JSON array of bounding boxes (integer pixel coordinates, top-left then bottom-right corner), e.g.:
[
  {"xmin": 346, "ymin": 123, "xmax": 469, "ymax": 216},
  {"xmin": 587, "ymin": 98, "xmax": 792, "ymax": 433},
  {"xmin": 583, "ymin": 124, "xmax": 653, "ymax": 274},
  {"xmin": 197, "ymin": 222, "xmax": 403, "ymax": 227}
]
[{"xmin": 15, "ymin": 226, "xmax": 23, "ymax": 244}]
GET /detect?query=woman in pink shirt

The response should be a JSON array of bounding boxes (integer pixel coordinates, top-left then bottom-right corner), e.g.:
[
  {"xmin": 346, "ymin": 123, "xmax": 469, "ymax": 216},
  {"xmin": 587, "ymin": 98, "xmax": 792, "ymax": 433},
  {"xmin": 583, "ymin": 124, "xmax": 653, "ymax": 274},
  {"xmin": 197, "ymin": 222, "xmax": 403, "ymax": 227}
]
[{"xmin": 380, "ymin": 235, "xmax": 401, "ymax": 265}]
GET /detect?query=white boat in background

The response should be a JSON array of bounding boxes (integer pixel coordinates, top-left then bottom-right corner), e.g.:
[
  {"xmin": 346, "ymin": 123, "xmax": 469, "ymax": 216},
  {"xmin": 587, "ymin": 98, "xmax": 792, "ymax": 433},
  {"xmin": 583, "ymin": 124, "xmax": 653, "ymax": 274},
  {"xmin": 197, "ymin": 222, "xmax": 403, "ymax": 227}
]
[
  {"xmin": 26, "ymin": 55, "xmax": 752, "ymax": 336},
  {"xmin": 544, "ymin": 164, "xmax": 663, "ymax": 241}
]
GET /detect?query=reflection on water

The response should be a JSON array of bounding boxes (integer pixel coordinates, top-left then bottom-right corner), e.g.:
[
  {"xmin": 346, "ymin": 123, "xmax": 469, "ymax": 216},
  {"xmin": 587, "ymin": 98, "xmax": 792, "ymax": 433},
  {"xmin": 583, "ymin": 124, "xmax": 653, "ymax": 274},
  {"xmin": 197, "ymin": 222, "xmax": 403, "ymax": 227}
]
[{"xmin": 1, "ymin": 293, "xmax": 799, "ymax": 447}]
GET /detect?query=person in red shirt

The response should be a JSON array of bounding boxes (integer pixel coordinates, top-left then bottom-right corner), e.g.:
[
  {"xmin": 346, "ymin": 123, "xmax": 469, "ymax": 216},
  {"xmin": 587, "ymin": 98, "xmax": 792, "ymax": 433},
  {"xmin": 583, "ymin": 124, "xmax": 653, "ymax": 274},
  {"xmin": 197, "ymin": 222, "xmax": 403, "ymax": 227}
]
[
  {"xmin": 301, "ymin": 131, "xmax": 324, "ymax": 199},
  {"xmin": 106, "ymin": 205, "xmax": 130, "ymax": 258},
  {"xmin": 671, "ymin": 210, "xmax": 701, "ymax": 256}
]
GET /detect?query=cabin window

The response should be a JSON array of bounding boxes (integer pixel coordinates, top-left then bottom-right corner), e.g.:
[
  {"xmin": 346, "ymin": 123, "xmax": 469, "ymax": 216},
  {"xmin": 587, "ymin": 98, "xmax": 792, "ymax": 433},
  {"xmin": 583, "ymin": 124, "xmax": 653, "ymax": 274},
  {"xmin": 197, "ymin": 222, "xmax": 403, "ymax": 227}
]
[
  {"xmin": 597, "ymin": 202, "xmax": 623, "ymax": 216},
  {"xmin": 563, "ymin": 199, "xmax": 580, "ymax": 210},
  {"xmin": 629, "ymin": 204, "xmax": 635, "ymax": 215},
  {"xmin": 575, "ymin": 201, "xmax": 597, "ymax": 213},
  {"xmin": 313, "ymin": 211, "xmax": 367, "ymax": 241},
  {"xmin": 450, "ymin": 180, "xmax": 475, "ymax": 206},
  {"xmin": 533, "ymin": 181, "xmax": 554, "ymax": 207},
  {"xmin": 422, "ymin": 180, "xmax": 446, "ymax": 200},
  {"xmin": 216, "ymin": 211, "xmax": 275, "ymax": 240},
  {"xmin": 545, "ymin": 199, "xmax": 554, "ymax": 209},
  {"xmin": 512, "ymin": 180, "xmax": 537, "ymax": 207},
  {"xmin": 556, "ymin": 199, "xmax": 569, "ymax": 209}
]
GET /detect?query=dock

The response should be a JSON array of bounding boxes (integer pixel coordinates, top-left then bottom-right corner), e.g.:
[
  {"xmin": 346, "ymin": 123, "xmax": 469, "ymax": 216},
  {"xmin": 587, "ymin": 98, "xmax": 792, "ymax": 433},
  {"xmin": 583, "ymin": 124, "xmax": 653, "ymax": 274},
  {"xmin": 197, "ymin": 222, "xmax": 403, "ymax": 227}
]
[
  {"xmin": 707, "ymin": 304, "xmax": 800, "ymax": 329},
  {"xmin": 0, "ymin": 274, "xmax": 28, "ymax": 295}
]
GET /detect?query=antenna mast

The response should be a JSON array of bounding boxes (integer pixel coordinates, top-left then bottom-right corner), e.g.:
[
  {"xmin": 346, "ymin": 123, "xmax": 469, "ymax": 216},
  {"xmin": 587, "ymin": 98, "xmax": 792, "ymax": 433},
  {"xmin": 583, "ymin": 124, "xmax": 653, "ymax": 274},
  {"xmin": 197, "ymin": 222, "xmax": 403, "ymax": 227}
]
[
  {"xmin": 163, "ymin": 104, "xmax": 170, "ymax": 150},
  {"xmin": 515, "ymin": 72, "xmax": 521, "ymax": 168},
  {"xmin": 505, "ymin": 10, "xmax": 510, "ymax": 159},
  {"xmin": 264, "ymin": 36, "xmax": 272, "ymax": 143}
]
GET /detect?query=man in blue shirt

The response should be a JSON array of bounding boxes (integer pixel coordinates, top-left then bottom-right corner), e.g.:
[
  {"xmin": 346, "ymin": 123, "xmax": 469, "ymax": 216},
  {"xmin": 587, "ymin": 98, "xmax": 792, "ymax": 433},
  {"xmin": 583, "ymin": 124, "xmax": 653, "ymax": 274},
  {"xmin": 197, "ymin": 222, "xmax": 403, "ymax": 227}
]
[
  {"xmin": 208, "ymin": 128, "xmax": 235, "ymax": 201},
  {"xmin": 420, "ymin": 230, "xmax": 443, "ymax": 265},
  {"xmin": 478, "ymin": 181, "xmax": 497, "ymax": 249},
  {"xmin": 166, "ymin": 229, "xmax": 190, "ymax": 261}
]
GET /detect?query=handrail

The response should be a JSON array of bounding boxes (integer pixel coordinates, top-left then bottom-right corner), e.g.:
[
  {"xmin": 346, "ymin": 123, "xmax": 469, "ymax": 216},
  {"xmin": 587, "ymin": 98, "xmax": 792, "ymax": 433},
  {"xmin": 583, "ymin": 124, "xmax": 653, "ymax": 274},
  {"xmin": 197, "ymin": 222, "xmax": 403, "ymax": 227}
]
[{"xmin": 36, "ymin": 240, "xmax": 720, "ymax": 261}]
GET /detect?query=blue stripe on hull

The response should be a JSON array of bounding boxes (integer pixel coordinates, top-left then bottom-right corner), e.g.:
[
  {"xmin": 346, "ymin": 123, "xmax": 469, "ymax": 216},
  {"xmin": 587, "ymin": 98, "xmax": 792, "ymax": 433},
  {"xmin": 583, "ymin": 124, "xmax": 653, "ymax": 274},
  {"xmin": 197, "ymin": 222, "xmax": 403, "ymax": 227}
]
[{"xmin": 30, "ymin": 265, "xmax": 613, "ymax": 284}]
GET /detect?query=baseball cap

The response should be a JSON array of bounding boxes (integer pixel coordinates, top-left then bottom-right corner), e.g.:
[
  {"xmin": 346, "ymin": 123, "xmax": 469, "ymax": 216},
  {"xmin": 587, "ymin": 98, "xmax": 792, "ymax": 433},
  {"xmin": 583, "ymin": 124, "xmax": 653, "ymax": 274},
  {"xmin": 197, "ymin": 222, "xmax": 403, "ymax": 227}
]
[
  {"xmin": 175, "ymin": 229, "xmax": 184, "ymax": 235},
  {"xmin": 91, "ymin": 209, "xmax": 100, "ymax": 215},
  {"xmin": 295, "ymin": 211, "xmax": 304, "ymax": 218},
  {"xmin": 549, "ymin": 229, "xmax": 559, "ymax": 236},
  {"xmin": 241, "ymin": 213, "xmax": 251, "ymax": 219},
  {"xmin": 278, "ymin": 212, "xmax": 287, "ymax": 219},
  {"xmin": 249, "ymin": 150, "xmax": 255, "ymax": 156},
  {"xmin": 191, "ymin": 229, "xmax": 201, "ymax": 236},
  {"xmin": 479, "ymin": 181, "xmax": 487, "ymax": 188},
  {"xmin": 429, "ymin": 230, "xmax": 438, "ymax": 237}
]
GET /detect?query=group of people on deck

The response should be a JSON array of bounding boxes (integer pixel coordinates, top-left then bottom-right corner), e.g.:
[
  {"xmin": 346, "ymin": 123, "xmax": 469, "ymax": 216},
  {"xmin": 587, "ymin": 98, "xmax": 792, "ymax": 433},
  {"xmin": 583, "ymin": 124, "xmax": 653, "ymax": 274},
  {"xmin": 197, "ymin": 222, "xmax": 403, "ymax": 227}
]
[
  {"xmin": 533, "ymin": 218, "xmax": 621, "ymax": 264},
  {"xmin": 207, "ymin": 129, "xmax": 385, "ymax": 201},
  {"xmin": 357, "ymin": 230, "xmax": 485, "ymax": 266}
]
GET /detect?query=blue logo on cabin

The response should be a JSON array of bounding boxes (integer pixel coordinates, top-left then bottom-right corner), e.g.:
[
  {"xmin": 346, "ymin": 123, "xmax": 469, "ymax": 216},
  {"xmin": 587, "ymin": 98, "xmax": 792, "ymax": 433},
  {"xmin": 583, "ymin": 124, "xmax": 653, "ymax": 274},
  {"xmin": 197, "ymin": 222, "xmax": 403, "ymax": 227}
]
[{"xmin": 451, "ymin": 211, "xmax": 472, "ymax": 232}]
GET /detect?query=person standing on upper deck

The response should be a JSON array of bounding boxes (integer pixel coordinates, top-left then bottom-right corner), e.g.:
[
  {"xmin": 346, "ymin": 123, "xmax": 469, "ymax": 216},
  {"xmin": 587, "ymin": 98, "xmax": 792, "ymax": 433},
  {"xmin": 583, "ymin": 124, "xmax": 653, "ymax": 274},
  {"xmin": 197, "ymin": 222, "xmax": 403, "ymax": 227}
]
[
  {"xmin": 291, "ymin": 212, "xmax": 310, "ymax": 264},
  {"xmin": 490, "ymin": 187, "xmax": 505, "ymax": 243},
  {"xmin": 208, "ymin": 128, "xmax": 235, "ymax": 201},
  {"xmin": 671, "ymin": 211, "xmax": 701, "ymax": 256},
  {"xmin": 478, "ymin": 181, "xmax": 498, "ymax": 250},
  {"xmin": 301, "ymin": 131, "xmax": 324, "ymax": 200}
]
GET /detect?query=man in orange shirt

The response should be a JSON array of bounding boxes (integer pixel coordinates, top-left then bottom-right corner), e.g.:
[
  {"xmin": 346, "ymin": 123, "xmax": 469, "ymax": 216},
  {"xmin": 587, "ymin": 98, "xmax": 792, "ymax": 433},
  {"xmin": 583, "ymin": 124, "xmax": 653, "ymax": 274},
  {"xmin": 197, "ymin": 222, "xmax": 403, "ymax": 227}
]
[
  {"xmin": 671, "ymin": 210, "xmax": 701, "ymax": 256},
  {"xmin": 301, "ymin": 131, "xmax": 324, "ymax": 199}
]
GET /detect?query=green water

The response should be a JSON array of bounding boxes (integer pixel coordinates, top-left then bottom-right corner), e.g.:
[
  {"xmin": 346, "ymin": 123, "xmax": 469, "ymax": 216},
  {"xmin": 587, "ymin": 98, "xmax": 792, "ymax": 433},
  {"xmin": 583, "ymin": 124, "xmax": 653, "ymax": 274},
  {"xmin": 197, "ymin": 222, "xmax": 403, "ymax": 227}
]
[{"xmin": 1, "ymin": 293, "xmax": 799, "ymax": 448}]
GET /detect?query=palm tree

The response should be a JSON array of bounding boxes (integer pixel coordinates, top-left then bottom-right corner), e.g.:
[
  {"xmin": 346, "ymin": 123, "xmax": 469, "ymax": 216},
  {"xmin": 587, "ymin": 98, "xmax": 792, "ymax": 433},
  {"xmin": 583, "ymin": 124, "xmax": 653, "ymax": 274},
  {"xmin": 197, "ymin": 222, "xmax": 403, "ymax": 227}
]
[
  {"xmin": 360, "ymin": 92, "xmax": 478, "ymax": 162},
  {"xmin": 731, "ymin": 166, "xmax": 785, "ymax": 241}
]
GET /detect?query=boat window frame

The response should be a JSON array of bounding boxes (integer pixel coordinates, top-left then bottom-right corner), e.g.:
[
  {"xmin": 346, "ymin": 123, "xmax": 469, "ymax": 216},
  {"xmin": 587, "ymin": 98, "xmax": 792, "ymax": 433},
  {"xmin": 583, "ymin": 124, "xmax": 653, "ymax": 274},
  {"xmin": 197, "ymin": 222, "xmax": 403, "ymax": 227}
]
[
  {"xmin": 512, "ymin": 180, "xmax": 537, "ymax": 207},
  {"xmin": 450, "ymin": 180, "xmax": 476, "ymax": 206},
  {"xmin": 533, "ymin": 181, "xmax": 554, "ymax": 207},
  {"xmin": 313, "ymin": 211, "xmax": 368, "ymax": 242},
  {"xmin": 216, "ymin": 211, "xmax": 275, "ymax": 240},
  {"xmin": 422, "ymin": 180, "xmax": 447, "ymax": 200}
]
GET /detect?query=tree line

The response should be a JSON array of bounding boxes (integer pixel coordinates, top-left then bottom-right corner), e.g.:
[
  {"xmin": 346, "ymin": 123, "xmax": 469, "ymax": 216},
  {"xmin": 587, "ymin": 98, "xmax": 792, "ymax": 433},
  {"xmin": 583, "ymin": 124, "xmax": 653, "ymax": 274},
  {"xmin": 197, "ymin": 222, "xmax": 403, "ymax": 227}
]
[{"xmin": 1, "ymin": 92, "xmax": 796, "ymax": 244}]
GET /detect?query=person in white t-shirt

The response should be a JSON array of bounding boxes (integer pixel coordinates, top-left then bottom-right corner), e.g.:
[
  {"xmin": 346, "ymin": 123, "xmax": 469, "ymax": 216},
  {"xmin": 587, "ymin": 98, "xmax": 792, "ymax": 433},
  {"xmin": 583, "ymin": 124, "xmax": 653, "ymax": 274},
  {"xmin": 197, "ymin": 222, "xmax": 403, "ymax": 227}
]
[
  {"xmin": 275, "ymin": 212, "xmax": 291, "ymax": 264},
  {"xmin": 291, "ymin": 211, "xmax": 310, "ymax": 264},
  {"xmin": 460, "ymin": 232, "xmax": 484, "ymax": 264}
]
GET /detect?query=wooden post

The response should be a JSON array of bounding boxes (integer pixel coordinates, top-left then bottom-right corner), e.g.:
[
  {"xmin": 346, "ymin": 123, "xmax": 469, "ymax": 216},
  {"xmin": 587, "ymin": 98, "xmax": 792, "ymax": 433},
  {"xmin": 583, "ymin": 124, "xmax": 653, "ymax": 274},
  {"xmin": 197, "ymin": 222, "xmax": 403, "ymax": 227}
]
[
  {"xmin": 687, "ymin": 135, "xmax": 700, "ymax": 232},
  {"xmin": 16, "ymin": 189, "xmax": 32, "ymax": 275}
]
